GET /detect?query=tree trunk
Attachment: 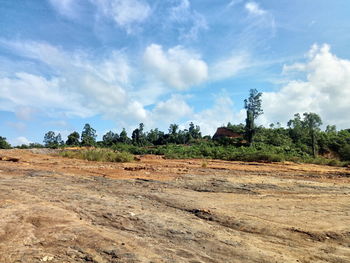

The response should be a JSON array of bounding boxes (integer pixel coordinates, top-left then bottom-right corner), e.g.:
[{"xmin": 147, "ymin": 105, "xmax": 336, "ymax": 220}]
[{"xmin": 311, "ymin": 130, "xmax": 317, "ymax": 157}]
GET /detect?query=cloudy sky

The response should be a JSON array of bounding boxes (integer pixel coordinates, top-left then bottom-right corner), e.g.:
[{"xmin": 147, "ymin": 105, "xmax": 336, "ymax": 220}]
[{"xmin": 1, "ymin": 0, "xmax": 350, "ymax": 145}]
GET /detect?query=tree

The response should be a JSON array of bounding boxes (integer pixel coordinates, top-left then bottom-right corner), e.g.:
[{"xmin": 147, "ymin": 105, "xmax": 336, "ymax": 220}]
[
  {"xmin": 146, "ymin": 128, "xmax": 165, "ymax": 145},
  {"xmin": 0, "ymin": 136, "xmax": 11, "ymax": 149},
  {"xmin": 43, "ymin": 131, "xmax": 62, "ymax": 148},
  {"xmin": 102, "ymin": 131, "xmax": 119, "ymax": 146},
  {"xmin": 302, "ymin": 112, "xmax": 322, "ymax": 157},
  {"xmin": 244, "ymin": 89, "xmax": 263, "ymax": 145},
  {"xmin": 81, "ymin": 124, "xmax": 97, "ymax": 146},
  {"xmin": 66, "ymin": 131, "xmax": 80, "ymax": 146},
  {"xmin": 287, "ymin": 113, "xmax": 306, "ymax": 144},
  {"xmin": 119, "ymin": 128, "xmax": 131, "ymax": 144},
  {"xmin": 132, "ymin": 123, "xmax": 146, "ymax": 146},
  {"xmin": 188, "ymin": 122, "xmax": 201, "ymax": 140},
  {"xmin": 168, "ymin": 124, "xmax": 179, "ymax": 135}
]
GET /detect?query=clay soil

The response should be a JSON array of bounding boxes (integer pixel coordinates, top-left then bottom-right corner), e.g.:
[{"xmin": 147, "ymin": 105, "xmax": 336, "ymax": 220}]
[{"xmin": 0, "ymin": 149, "xmax": 350, "ymax": 263}]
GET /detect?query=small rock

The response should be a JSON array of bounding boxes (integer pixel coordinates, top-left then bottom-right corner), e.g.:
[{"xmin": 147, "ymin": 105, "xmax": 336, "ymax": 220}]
[{"xmin": 42, "ymin": 256, "xmax": 54, "ymax": 262}]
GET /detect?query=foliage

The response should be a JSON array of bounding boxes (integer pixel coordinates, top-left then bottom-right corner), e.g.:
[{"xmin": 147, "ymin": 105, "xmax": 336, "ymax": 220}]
[
  {"xmin": 43, "ymin": 131, "xmax": 63, "ymax": 148},
  {"xmin": 59, "ymin": 148, "xmax": 134, "ymax": 162},
  {"xmin": 0, "ymin": 136, "xmax": 11, "ymax": 149},
  {"xmin": 38, "ymin": 110, "xmax": 350, "ymax": 167},
  {"xmin": 339, "ymin": 144, "xmax": 350, "ymax": 161},
  {"xmin": 81, "ymin": 124, "xmax": 97, "ymax": 146},
  {"xmin": 244, "ymin": 89, "xmax": 263, "ymax": 119},
  {"xmin": 244, "ymin": 89, "xmax": 263, "ymax": 145},
  {"xmin": 102, "ymin": 131, "xmax": 119, "ymax": 147},
  {"xmin": 66, "ymin": 131, "xmax": 80, "ymax": 146}
]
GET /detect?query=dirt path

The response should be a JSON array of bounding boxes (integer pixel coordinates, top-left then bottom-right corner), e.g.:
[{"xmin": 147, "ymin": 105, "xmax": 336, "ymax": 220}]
[{"xmin": 0, "ymin": 149, "xmax": 350, "ymax": 263}]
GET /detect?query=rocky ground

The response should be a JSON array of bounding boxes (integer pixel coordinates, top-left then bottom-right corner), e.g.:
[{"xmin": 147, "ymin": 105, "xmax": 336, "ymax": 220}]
[{"xmin": 0, "ymin": 149, "xmax": 350, "ymax": 263}]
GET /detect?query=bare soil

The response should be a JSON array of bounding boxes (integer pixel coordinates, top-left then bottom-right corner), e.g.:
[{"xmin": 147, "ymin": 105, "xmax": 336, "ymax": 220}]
[{"xmin": 0, "ymin": 149, "xmax": 350, "ymax": 263}]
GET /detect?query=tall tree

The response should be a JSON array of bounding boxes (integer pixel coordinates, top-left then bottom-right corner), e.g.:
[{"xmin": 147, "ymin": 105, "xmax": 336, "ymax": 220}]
[
  {"xmin": 81, "ymin": 123, "xmax": 97, "ymax": 146},
  {"xmin": 102, "ymin": 131, "xmax": 119, "ymax": 146},
  {"xmin": 244, "ymin": 89, "xmax": 263, "ymax": 145},
  {"xmin": 188, "ymin": 122, "xmax": 201, "ymax": 139},
  {"xmin": 43, "ymin": 131, "xmax": 62, "ymax": 148},
  {"xmin": 302, "ymin": 112, "xmax": 322, "ymax": 157},
  {"xmin": 119, "ymin": 128, "xmax": 131, "ymax": 144},
  {"xmin": 66, "ymin": 131, "xmax": 80, "ymax": 146},
  {"xmin": 131, "ymin": 123, "xmax": 146, "ymax": 146}
]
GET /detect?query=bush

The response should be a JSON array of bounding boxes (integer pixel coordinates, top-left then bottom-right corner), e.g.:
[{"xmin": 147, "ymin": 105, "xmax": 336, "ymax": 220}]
[
  {"xmin": 59, "ymin": 148, "xmax": 134, "ymax": 162},
  {"xmin": 339, "ymin": 145, "xmax": 350, "ymax": 161}
]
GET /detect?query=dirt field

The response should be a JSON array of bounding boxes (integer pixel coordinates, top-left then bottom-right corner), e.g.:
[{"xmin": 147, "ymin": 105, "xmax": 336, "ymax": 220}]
[{"xmin": 0, "ymin": 149, "xmax": 350, "ymax": 263}]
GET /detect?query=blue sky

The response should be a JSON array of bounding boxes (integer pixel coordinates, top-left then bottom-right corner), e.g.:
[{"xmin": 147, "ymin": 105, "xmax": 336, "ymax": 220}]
[{"xmin": 1, "ymin": 0, "xmax": 350, "ymax": 145}]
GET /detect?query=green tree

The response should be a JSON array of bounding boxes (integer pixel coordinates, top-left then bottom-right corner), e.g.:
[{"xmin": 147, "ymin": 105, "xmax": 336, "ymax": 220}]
[
  {"xmin": 244, "ymin": 89, "xmax": 263, "ymax": 146},
  {"xmin": 146, "ymin": 128, "xmax": 165, "ymax": 145},
  {"xmin": 81, "ymin": 124, "xmax": 97, "ymax": 146},
  {"xmin": 302, "ymin": 112, "xmax": 322, "ymax": 157},
  {"xmin": 168, "ymin": 124, "xmax": 179, "ymax": 143},
  {"xmin": 287, "ymin": 113, "xmax": 306, "ymax": 144},
  {"xmin": 132, "ymin": 123, "xmax": 146, "ymax": 146},
  {"xmin": 102, "ymin": 131, "xmax": 119, "ymax": 146},
  {"xmin": 43, "ymin": 131, "xmax": 62, "ymax": 148},
  {"xmin": 189, "ymin": 122, "xmax": 201, "ymax": 140},
  {"xmin": 0, "ymin": 136, "xmax": 11, "ymax": 149},
  {"xmin": 66, "ymin": 131, "xmax": 80, "ymax": 146},
  {"xmin": 119, "ymin": 128, "xmax": 131, "ymax": 144}
]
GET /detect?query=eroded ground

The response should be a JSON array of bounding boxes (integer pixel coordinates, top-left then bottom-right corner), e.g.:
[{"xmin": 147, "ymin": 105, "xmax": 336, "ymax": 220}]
[{"xmin": 0, "ymin": 149, "xmax": 350, "ymax": 263}]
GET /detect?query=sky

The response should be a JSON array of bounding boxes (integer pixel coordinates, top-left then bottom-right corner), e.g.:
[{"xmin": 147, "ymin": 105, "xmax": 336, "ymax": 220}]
[{"xmin": 1, "ymin": 0, "xmax": 350, "ymax": 145}]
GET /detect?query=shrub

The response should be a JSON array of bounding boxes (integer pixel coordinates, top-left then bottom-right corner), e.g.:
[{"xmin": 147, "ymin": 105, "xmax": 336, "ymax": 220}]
[
  {"xmin": 59, "ymin": 148, "xmax": 134, "ymax": 162},
  {"xmin": 339, "ymin": 145, "xmax": 350, "ymax": 161}
]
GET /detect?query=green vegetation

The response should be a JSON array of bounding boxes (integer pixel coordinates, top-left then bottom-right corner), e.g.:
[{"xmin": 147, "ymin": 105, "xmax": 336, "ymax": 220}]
[
  {"xmin": 0, "ymin": 136, "xmax": 11, "ymax": 149},
  {"xmin": 244, "ymin": 89, "xmax": 263, "ymax": 146},
  {"xmin": 59, "ymin": 148, "xmax": 134, "ymax": 163},
  {"xmin": 43, "ymin": 131, "xmax": 63, "ymax": 148},
  {"xmin": 2, "ymin": 90, "xmax": 349, "ymax": 167}
]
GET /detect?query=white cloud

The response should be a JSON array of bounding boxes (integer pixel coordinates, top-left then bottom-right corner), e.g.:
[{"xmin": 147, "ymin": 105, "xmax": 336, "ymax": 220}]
[
  {"xmin": 210, "ymin": 52, "xmax": 250, "ymax": 80},
  {"xmin": 0, "ymin": 40, "xmax": 146, "ymax": 122},
  {"xmin": 245, "ymin": 2, "xmax": 266, "ymax": 16},
  {"xmin": 170, "ymin": 0, "xmax": 208, "ymax": 40},
  {"xmin": 15, "ymin": 106, "xmax": 37, "ymax": 121},
  {"xmin": 190, "ymin": 94, "xmax": 244, "ymax": 135},
  {"xmin": 152, "ymin": 95, "xmax": 193, "ymax": 122},
  {"xmin": 13, "ymin": 136, "xmax": 32, "ymax": 146},
  {"xmin": 262, "ymin": 44, "xmax": 350, "ymax": 128},
  {"xmin": 49, "ymin": 0, "xmax": 77, "ymax": 17},
  {"xmin": 228, "ymin": 0, "xmax": 244, "ymax": 8},
  {"xmin": 238, "ymin": 1, "xmax": 275, "ymax": 47},
  {"xmin": 143, "ymin": 44, "xmax": 208, "ymax": 90},
  {"xmin": 93, "ymin": 0, "xmax": 151, "ymax": 33}
]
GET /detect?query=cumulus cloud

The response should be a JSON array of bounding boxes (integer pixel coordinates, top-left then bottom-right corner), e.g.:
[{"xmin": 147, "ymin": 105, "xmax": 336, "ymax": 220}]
[
  {"xmin": 13, "ymin": 136, "xmax": 32, "ymax": 146},
  {"xmin": 170, "ymin": 0, "xmax": 208, "ymax": 40},
  {"xmin": 190, "ymin": 94, "xmax": 244, "ymax": 135},
  {"xmin": 262, "ymin": 44, "xmax": 350, "ymax": 128},
  {"xmin": 0, "ymin": 40, "xmax": 145, "ymax": 122},
  {"xmin": 143, "ymin": 44, "xmax": 208, "ymax": 90},
  {"xmin": 93, "ymin": 0, "xmax": 151, "ymax": 33},
  {"xmin": 152, "ymin": 95, "xmax": 193, "ymax": 123}
]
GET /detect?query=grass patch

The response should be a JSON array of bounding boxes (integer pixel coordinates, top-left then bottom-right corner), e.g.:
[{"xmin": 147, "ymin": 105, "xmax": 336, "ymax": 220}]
[{"xmin": 59, "ymin": 148, "xmax": 134, "ymax": 163}]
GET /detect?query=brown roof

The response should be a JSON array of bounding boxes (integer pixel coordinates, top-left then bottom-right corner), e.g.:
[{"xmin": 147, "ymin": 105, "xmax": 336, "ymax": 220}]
[{"xmin": 213, "ymin": 127, "xmax": 243, "ymax": 139}]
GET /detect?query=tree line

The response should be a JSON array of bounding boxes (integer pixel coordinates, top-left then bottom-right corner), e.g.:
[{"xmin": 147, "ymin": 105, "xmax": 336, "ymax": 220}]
[{"xmin": 1, "ymin": 89, "xmax": 350, "ymax": 163}]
